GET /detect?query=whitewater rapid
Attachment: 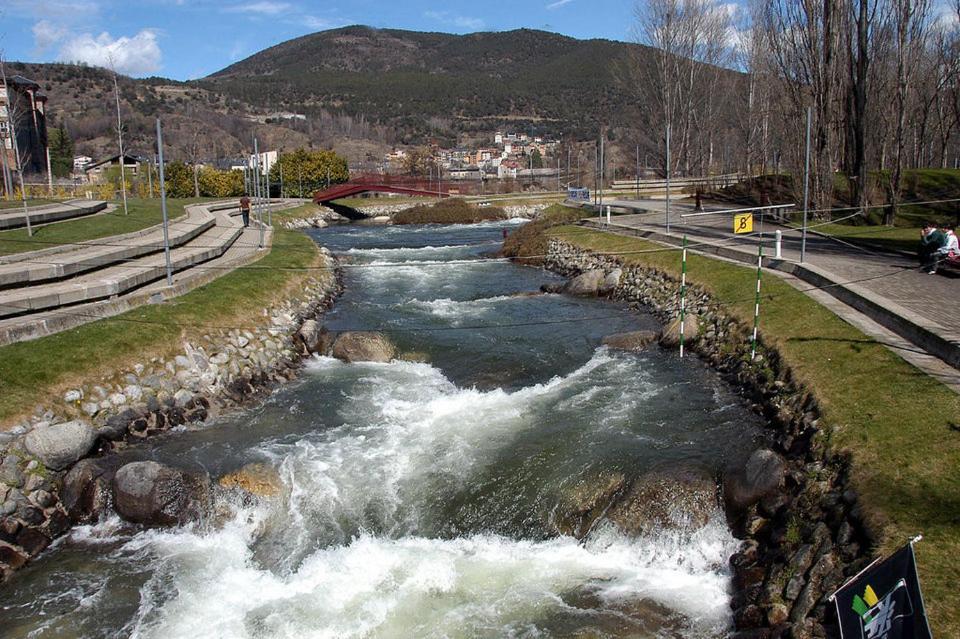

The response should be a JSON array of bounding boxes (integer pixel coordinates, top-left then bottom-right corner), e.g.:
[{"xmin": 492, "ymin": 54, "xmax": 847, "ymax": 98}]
[{"xmin": 1, "ymin": 220, "xmax": 764, "ymax": 639}]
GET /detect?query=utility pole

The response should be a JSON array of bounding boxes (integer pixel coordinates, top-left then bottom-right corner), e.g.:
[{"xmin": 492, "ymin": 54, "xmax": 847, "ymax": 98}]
[
  {"xmin": 599, "ymin": 131, "xmax": 605, "ymax": 217},
  {"xmin": 278, "ymin": 150, "xmax": 284, "ymax": 199},
  {"xmin": 253, "ymin": 138, "xmax": 264, "ymax": 249},
  {"xmin": 147, "ymin": 156, "xmax": 154, "ymax": 198},
  {"xmin": 298, "ymin": 163, "xmax": 303, "ymax": 199},
  {"xmin": 111, "ymin": 66, "xmax": 129, "ymax": 215},
  {"xmin": 636, "ymin": 144, "xmax": 640, "ymax": 199},
  {"xmin": 155, "ymin": 119, "xmax": 173, "ymax": 286}
]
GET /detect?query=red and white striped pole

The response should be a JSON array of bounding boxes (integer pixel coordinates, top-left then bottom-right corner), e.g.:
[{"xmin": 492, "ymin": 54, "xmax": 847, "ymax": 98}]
[{"xmin": 680, "ymin": 234, "xmax": 687, "ymax": 358}]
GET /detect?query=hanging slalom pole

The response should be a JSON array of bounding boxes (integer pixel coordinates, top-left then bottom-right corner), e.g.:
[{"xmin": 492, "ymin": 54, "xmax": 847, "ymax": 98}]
[
  {"xmin": 155, "ymin": 119, "xmax": 173, "ymax": 286},
  {"xmin": 680, "ymin": 234, "xmax": 688, "ymax": 359},
  {"xmin": 751, "ymin": 242, "xmax": 764, "ymax": 361}
]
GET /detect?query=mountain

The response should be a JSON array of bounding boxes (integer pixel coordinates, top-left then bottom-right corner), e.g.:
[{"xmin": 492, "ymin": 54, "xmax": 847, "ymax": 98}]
[{"xmin": 200, "ymin": 26, "xmax": 647, "ymax": 143}]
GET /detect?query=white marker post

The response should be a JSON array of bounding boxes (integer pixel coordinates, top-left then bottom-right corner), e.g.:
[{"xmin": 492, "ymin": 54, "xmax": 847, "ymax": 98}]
[
  {"xmin": 606, "ymin": 205, "xmax": 611, "ymax": 225},
  {"xmin": 680, "ymin": 234, "xmax": 688, "ymax": 358},
  {"xmin": 775, "ymin": 230, "xmax": 782, "ymax": 259},
  {"xmin": 751, "ymin": 242, "xmax": 763, "ymax": 361}
]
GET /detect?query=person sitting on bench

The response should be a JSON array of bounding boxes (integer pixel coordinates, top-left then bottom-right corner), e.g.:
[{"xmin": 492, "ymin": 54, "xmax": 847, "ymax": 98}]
[
  {"xmin": 927, "ymin": 227, "xmax": 958, "ymax": 275},
  {"xmin": 920, "ymin": 225, "xmax": 945, "ymax": 272}
]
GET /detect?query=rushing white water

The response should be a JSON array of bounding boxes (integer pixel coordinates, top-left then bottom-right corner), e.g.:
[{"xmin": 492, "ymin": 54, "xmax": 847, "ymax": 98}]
[{"xmin": 1, "ymin": 220, "xmax": 763, "ymax": 639}]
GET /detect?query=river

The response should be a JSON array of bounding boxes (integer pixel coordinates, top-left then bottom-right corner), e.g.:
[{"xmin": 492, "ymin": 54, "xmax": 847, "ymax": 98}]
[{"xmin": 1, "ymin": 220, "xmax": 766, "ymax": 638}]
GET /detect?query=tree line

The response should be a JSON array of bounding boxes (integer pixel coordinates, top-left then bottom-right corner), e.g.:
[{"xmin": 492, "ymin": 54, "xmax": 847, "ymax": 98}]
[{"xmin": 632, "ymin": 0, "xmax": 960, "ymax": 222}]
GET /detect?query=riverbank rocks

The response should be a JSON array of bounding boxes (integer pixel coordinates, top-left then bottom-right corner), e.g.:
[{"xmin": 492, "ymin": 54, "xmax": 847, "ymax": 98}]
[
  {"xmin": 607, "ymin": 467, "xmax": 721, "ymax": 537},
  {"xmin": 24, "ymin": 421, "xmax": 97, "ymax": 471},
  {"xmin": 659, "ymin": 314, "xmax": 699, "ymax": 348},
  {"xmin": 562, "ymin": 269, "xmax": 606, "ymax": 296},
  {"xmin": 331, "ymin": 331, "xmax": 397, "ymax": 363},
  {"xmin": 723, "ymin": 449, "xmax": 786, "ymax": 517},
  {"xmin": 601, "ymin": 330, "xmax": 659, "ymax": 352},
  {"xmin": 112, "ymin": 461, "xmax": 212, "ymax": 527},
  {"xmin": 218, "ymin": 463, "xmax": 283, "ymax": 498}
]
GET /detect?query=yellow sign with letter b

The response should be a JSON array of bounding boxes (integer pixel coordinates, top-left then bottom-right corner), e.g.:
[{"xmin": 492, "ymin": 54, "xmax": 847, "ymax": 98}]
[{"xmin": 734, "ymin": 213, "xmax": 753, "ymax": 234}]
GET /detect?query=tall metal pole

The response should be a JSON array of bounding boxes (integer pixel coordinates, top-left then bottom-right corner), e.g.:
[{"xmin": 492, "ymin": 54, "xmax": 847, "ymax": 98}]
[
  {"xmin": 751, "ymin": 242, "xmax": 764, "ymax": 361},
  {"xmin": 298, "ymin": 163, "xmax": 303, "ymax": 199},
  {"xmin": 112, "ymin": 70, "xmax": 128, "ymax": 215},
  {"xmin": 147, "ymin": 156, "xmax": 154, "ymax": 198},
  {"xmin": 253, "ymin": 138, "xmax": 264, "ymax": 249},
  {"xmin": 599, "ymin": 132, "xmax": 605, "ymax": 219},
  {"xmin": 636, "ymin": 144, "xmax": 640, "ymax": 199},
  {"xmin": 680, "ymin": 234, "xmax": 687, "ymax": 359},
  {"xmin": 155, "ymin": 119, "xmax": 173, "ymax": 286},
  {"xmin": 801, "ymin": 106, "xmax": 812, "ymax": 263},
  {"xmin": 666, "ymin": 122, "xmax": 671, "ymax": 234},
  {"xmin": 278, "ymin": 151, "xmax": 284, "ymax": 199}
]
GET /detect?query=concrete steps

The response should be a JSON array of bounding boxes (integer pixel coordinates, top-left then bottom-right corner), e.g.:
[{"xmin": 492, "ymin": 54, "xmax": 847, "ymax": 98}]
[
  {"xmin": 0, "ymin": 200, "xmax": 108, "ymax": 231},
  {"xmin": 0, "ymin": 204, "xmax": 248, "ymax": 319},
  {"xmin": 0, "ymin": 209, "xmax": 215, "ymax": 289}
]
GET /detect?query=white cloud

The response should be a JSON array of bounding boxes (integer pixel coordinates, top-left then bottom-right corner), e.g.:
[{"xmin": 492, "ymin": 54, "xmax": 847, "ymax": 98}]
[
  {"xmin": 546, "ymin": 0, "xmax": 574, "ymax": 9},
  {"xmin": 424, "ymin": 10, "xmax": 485, "ymax": 31},
  {"xmin": 226, "ymin": 1, "xmax": 292, "ymax": 15},
  {"xmin": 303, "ymin": 15, "xmax": 336, "ymax": 31},
  {"xmin": 32, "ymin": 20, "xmax": 68, "ymax": 52},
  {"xmin": 58, "ymin": 29, "xmax": 163, "ymax": 76}
]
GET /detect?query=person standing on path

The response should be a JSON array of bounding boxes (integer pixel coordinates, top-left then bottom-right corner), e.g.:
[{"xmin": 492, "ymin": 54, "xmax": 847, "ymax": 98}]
[{"xmin": 240, "ymin": 195, "xmax": 251, "ymax": 228}]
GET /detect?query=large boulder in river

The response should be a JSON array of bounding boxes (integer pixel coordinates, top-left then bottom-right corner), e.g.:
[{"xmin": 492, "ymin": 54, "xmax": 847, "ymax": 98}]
[
  {"xmin": 597, "ymin": 269, "xmax": 622, "ymax": 296},
  {"xmin": 61, "ymin": 456, "xmax": 124, "ymax": 523},
  {"xmin": 723, "ymin": 449, "xmax": 786, "ymax": 517},
  {"xmin": 659, "ymin": 314, "xmax": 700, "ymax": 349},
  {"xmin": 562, "ymin": 270, "xmax": 606, "ymax": 296},
  {"xmin": 554, "ymin": 472, "xmax": 628, "ymax": 539},
  {"xmin": 218, "ymin": 463, "xmax": 283, "ymax": 498},
  {"xmin": 606, "ymin": 467, "xmax": 721, "ymax": 537},
  {"xmin": 298, "ymin": 320, "xmax": 333, "ymax": 355},
  {"xmin": 24, "ymin": 420, "xmax": 97, "ymax": 471},
  {"xmin": 112, "ymin": 461, "xmax": 212, "ymax": 527},
  {"xmin": 602, "ymin": 330, "xmax": 659, "ymax": 352},
  {"xmin": 331, "ymin": 331, "xmax": 397, "ymax": 363}
]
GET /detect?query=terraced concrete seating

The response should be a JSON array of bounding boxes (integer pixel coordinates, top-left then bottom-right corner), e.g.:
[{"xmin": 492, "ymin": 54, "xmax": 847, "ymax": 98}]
[
  {"xmin": 0, "ymin": 203, "xmax": 249, "ymax": 320},
  {"xmin": 0, "ymin": 200, "xmax": 108, "ymax": 230},
  {"xmin": 0, "ymin": 211, "xmax": 215, "ymax": 289}
]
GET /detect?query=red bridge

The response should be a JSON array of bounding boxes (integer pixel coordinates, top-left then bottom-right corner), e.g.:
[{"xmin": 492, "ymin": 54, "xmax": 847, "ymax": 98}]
[{"xmin": 313, "ymin": 174, "xmax": 450, "ymax": 206}]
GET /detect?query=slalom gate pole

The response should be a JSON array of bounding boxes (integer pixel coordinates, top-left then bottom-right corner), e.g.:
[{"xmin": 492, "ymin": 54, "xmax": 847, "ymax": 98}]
[
  {"xmin": 680, "ymin": 234, "xmax": 687, "ymax": 359},
  {"xmin": 751, "ymin": 241, "xmax": 763, "ymax": 361}
]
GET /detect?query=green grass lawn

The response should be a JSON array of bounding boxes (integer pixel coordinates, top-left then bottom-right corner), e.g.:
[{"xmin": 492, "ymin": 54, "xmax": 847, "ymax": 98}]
[
  {"xmin": 805, "ymin": 223, "xmax": 924, "ymax": 254},
  {"xmin": 0, "ymin": 227, "xmax": 322, "ymax": 424},
  {"xmin": 0, "ymin": 198, "xmax": 204, "ymax": 257},
  {"xmin": 548, "ymin": 224, "xmax": 960, "ymax": 636}
]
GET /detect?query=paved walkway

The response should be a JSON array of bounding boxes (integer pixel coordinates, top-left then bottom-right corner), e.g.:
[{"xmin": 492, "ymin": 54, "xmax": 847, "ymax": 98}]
[{"xmin": 581, "ymin": 199, "xmax": 960, "ymax": 386}]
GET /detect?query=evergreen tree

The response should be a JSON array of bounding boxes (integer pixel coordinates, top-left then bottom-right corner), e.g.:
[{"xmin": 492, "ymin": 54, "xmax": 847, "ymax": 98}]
[{"xmin": 48, "ymin": 124, "xmax": 74, "ymax": 178}]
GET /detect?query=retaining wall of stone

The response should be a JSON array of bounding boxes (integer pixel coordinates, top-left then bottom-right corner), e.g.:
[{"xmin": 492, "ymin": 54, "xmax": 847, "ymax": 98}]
[
  {"xmin": 545, "ymin": 238, "xmax": 874, "ymax": 639},
  {"xmin": 0, "ymin": 250, "xmax": 342, "ymax": 581}
]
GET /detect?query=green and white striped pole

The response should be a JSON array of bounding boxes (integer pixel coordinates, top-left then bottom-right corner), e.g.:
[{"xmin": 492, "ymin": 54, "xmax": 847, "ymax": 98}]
[
  {"xmin": 680, "ymin": 234, "xmax": 687, "ymax": 358},
  {"xmin": 751, "ymin": 242, "xmax": 763, "ymax": 361}
]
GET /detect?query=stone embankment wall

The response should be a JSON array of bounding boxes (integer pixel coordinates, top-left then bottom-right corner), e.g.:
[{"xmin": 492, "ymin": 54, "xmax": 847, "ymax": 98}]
[
  {"xmin": 545, "ymin": 238, "xmax": 873, "ymax": 639},
  {"xmin": 0, "ymin": 250, "xmax": 342, "ymax": 581}
]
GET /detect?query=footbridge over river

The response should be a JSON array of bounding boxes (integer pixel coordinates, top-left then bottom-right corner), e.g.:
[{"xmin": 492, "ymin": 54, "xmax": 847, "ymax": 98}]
[{"xmin": 313, "ymin": 175, "xmax": 449, "ymax": 219}]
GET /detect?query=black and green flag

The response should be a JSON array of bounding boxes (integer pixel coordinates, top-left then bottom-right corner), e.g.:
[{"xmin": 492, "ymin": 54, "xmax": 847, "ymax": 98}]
[{"xmin": 831, "ymin": 539, "xmax": 932, "ymax": 639}]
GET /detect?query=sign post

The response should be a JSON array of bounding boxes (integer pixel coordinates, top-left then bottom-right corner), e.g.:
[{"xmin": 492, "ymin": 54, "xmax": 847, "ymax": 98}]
[{"xmin": 830, "ymin": 537, "xmax": 932, "ymax": 639}]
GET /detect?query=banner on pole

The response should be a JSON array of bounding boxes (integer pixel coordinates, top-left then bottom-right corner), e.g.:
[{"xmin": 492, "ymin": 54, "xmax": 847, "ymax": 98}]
[
  {"xmin": 734, "ymin": 212, "xmax": 754, "ymax": 234},
  {"xmin": 831, "ymin": 540, "xmax": 932, "ymax": 639}
]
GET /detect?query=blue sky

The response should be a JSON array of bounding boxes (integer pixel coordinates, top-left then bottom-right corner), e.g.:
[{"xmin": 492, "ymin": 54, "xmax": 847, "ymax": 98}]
[{"xmin": 0, "ymin": 0, "xmax": 644, "ymax": 80}]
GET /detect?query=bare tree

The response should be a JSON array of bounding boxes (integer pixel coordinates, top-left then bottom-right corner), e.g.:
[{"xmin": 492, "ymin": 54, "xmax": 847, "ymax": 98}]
[{"xmin": 886, "ymin": 0, "xmax": 931, "ymax": 224}]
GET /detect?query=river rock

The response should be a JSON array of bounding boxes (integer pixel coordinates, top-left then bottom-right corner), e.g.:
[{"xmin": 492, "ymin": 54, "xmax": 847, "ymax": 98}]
[
  {"xmin": 298, "ymin": 320, "xmax": 334, "ymax": 355},
  {"xmin": 562, "ymin": 270, "xmax": 606, "ymax": 296},
  {"xmin": 331, "ymin": 332, "xmax": 397, "ymax": 363},
  {"xmin": 554, "ymin": 472, "xmax": 627, "ymax": 539},
  {"xmin": 606, "ymin": 466, "xmax": 721, "ymax": 537},
  {"xmin": 659, "ymin": 314, "xmax": 700, "ymax": 348},
  {"xmin": 598, "ymin": 269, "xmax": 622, "ymax": 296},
  {"xmin": 112, "ymin": 461, "xmax": 211, "ymax": 527},
  {"xmin": 61, "ymin": 457, "xmax": 124, "ymax": 523},
  {"xmin": 218, "ymin": 463, "xmax": 283, "ymax": 498},
  {"xmin": 23, "ymin": 420, "xmax": 97, "ymax": 471},
  {"xmin": 602, "ymin": 330, "xmax": 659, "ymax": 352},
  {"xmin": 723, "ymin": 449, "xmax": 786, "ymax": 516}
]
